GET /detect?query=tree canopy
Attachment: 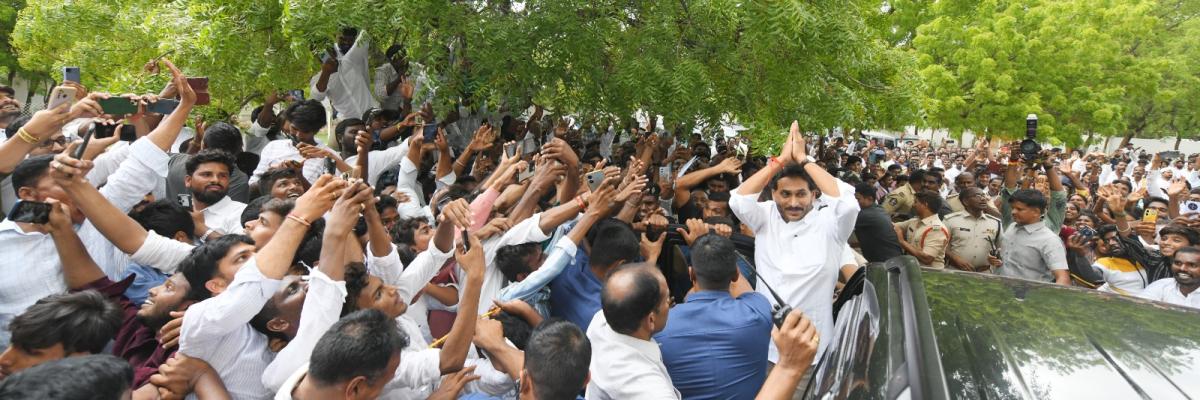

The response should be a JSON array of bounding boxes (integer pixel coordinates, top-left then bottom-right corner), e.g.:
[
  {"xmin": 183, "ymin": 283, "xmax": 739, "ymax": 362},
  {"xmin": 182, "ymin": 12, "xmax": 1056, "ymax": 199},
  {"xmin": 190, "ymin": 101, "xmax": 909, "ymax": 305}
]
[{"xmin": 6, "ymin": 0, "xmax": 1199, "ymax": 148}]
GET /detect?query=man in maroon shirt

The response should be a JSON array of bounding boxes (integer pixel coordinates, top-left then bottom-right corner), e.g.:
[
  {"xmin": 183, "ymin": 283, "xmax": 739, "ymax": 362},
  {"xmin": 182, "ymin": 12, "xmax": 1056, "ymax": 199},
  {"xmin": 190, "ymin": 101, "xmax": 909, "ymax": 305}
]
[{"xmin": 43, "ymin": 196, "xmax": 252, "ymax": 387}]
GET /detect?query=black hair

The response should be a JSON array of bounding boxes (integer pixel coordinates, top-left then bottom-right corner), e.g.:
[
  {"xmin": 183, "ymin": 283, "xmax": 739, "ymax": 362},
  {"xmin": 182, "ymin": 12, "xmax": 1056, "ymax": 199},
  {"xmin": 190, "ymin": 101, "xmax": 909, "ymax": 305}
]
[
  {"xmin": 258, "ymin": 167, "xmax": 309, "ymax": 199},
  {"xmin": 308, "ymin": 309, "xmax": 408, "ymax": 388},
  {"xmin": 769, "ymin": 164, "xmax": 816, "ymax": 192},
  {"xmin": 0, "ymin": 355, "xmax": 132, "ymax": 400},
  {"xmin": 176, "ymin": 234, "xmax": 256, "ymax": 302},
  {"xmin": 495, "ymin": 243, "xmax": 540, "ymax": 282},
  {"xmin": 8, "ymin": 291, "xmax": 121, "ymax": 355},
  {"xmin": 707, "ymin": 191, "xmax": 731, "ymax": 203},
  {"xmin": 263, "ymin": 197, "xmax": 297, "ymax": 218},
  {"xmin": 1175, "ymin": 246, "xmax": 1200, "ymax": 259},
  {"xmin": 293, "ymin": 218, "xmax": 326, "ymax": 268},
  {"xmin": 589, "ymin": 222, "xmax": 640, "ymax": 269},
  {"xmin": 6, "ymin": 115, "xmax": 30, "ymax": 135},
  {"xmin": 494, "ymin": 312, "xmax": 533, "ymax": 350},
  {"xmin": 1145, "ymin": 196, "xmax": 1170, "ymax": 209},
  {"xmin": 908, "ymin": 169, "xmax": 926, "ymax": 186},
  {"xmin": 130, "ymin": 199, "xmax": 197, "ymax": 241},
  {"xmin": 854, "ymin": 183, "xmax": 877, "ymax": 199},
  {"xmin": 202, "ymin": 122, "xmax": 244, "ymax": 154},
  {"xmin": 524, "ymin": 319, "xmax": 591, "ymax": 400},
  {"xmin": 690, "ymin": 234, "xmax": 737, "ymax": 290},
  {"xmin": 1008, "ymin": 189, "xmax": 1048, "ymax": 212},
  {"xmin": 284, "ymin": 100, "xmax": 327, "ymax": 134},
  {"xmin": 375, "ymin": 195, "xmax": 398, "ymax": 214},
  {"xmin": 0, "ymin": 85, "xmax": 14, "ymax": 96},
  {"xmin": 339, "ymin": 27, "xmax": 360, "ymax": 39},
  {"xmin": 1159, "ymin": 224, "xmax": 1199, "ymax": 245},
  {"xmin": 601, "ymin": 263, "xmax": 662, "ymax": 335},
  {"xmin": 391, "ymin": 217, "xmax": 429, "ymax": 247},
  {"xmin": 342, "ymin": 262, "xmax": 370, "ymax": 316},
  {"xmin": 915, "ymin": 190, "xmax": 943, "ymax": 213},
  {"xmin": 335, "ymin": 118, "xmax": 365, "ymax": 137},
  {"xmin": 185, "ymin": 149, "xmax": 237, "ymax": 176},
  {"xmin": 241, "ymin": 196, "xmax": 271, "ymax": 226},
  {"xmin": 12, "ymin": 154, "xmax": 54, "ymax": 190}
]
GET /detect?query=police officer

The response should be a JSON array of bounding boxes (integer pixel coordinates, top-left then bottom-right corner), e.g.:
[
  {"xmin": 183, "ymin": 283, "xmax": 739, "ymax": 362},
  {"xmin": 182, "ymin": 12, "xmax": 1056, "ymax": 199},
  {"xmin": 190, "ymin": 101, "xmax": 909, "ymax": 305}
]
[
  {"xmin": 883, "ymin": 169, "xmax": 924, "ymax": 219},
  {"xmin": 944, "ymin": 187, "xmax": 1003, "ymax": 272},
  {"xmin": 894, "ymin": 190, "xmax": 950, "ymax": 269}
]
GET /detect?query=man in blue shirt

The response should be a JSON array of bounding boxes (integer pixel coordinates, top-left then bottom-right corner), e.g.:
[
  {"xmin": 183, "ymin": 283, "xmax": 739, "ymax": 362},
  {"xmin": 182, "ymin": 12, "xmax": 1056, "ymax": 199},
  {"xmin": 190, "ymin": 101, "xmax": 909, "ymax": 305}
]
[
  {"xmin": 549, "ymin": 219, "xmax": 641, "ymax": 331},
  {"xmin": 655, "ymin": 223, "xmax": 773, "ymax": 399}
]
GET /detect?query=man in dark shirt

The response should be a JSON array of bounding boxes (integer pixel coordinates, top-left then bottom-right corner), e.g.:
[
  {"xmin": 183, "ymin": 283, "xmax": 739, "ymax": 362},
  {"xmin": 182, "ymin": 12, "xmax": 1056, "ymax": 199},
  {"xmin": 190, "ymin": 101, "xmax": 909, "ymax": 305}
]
[
  {"xmin": 656, "ymin": 224, "xmax": 773, "ymax": 399},
  {"xmin": 44, "ymin": 200, "xmax": 249, "ymax": 388},
  {"xmin": 852, "ymin": 183, "xmax": 904, "ymax": 263}
]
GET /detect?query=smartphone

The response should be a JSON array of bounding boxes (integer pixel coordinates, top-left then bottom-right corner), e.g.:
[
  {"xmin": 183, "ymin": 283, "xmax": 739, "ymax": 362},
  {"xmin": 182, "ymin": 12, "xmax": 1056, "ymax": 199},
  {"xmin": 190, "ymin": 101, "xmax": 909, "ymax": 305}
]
[
  {"xmin": 186, "ymin": 77, "xmax": 209, "ymax": 92},
  {"xmin": 1078, "ymin": 226, "xmax": 1096, "ymax": 239},
  {"xmin": 521, "ymin": 137, "xmax": 538, "ymax": 158},
  {"xmin": 1143, "ymin": 208, "xmax": 1159, "ymax": 224},
  {"xmin": 325, "ymin": 157, "xmax": 336, "ymax": 175},
  {"xmin": 585, "ymin": 170, "xmax": 605, "ymax": 191},
  {"xmin": 47, "ymin": 86, "xmax": 77, "ymax": 110},
  {"xmin": 62, "ymin": 66, "xmax": 81, "ymax": 83},
  {"xmin": 504, "ymin": 142, "xmax": 518, "ymax": 158},
  {"xmin": 288, "ymin": 89, "xmax": 305, "ymax": 101},
  {"xmin": 186, "ymin": 77, "xmax": 210, "ymax": 106},
  {"xmin": 9, "ymin": 201, "xmax": 51, "ymax": 224},
  {"xmin": 147, "ymin": 99, "xmax": 180, "ymax": 115},
  {"xmin": 177, "ymin": 194, "xmax": 193, "ymax": 209},
  {"xmin": 98, "ymin": 97, "xmax": 138, "ymax": 115},
  {"xmin": 658, "ymin": 165, "xmax": 670, "ymax": 180},
  {"xmin": 74, "ymin": 125, "xmax": 94, "ymax": 160},
  {"xmin": 423, "ymin": 120, "xmax": 438, "ymax": 142},
  {"xmin": 461, "ymin": 230, "xmax": 471, "ymax": 252}
]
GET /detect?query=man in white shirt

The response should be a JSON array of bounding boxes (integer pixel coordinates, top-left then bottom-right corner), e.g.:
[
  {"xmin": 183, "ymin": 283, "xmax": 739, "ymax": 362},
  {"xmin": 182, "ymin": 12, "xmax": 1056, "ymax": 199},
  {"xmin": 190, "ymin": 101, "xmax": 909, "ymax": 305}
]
[
  {"xmin": 250, "ymin": 100, "xmax": 342, "ymax": 186},
  {"xmin": 183, "ymin": 149, "xmax": 247, "ymax": 236},
  {"xmin": 0, "ymin": 81, "xmax": 194, "ymax": 348},
  {"xmin": 274, "ymin": 309, "xmax": 407, "ymax": 400},
  {"xmin": 311, "ymin": 27, "xmax": 377, "ymax": 122},
  {"xmin": 586, "ymin": 262, "xmax": 678, "ymax": 400},
  {"xmin": 178, "ymin": 175, "xmax": 343, "ymax": 400},
  {"xmin": 728, "ymin": 121, "xmax": 859, "ymax": 363},
  {"xmin": 373, "ymin": 44, "xmax": 428, "ymax": 112},
  {"xmin": 1139, "ymin": 246, "xmax": 1200, "ymax": 309}
]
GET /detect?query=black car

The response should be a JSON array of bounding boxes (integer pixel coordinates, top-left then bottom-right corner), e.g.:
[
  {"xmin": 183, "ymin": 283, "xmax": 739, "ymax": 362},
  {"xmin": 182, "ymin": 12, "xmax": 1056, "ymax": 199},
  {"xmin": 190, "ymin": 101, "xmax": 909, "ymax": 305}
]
[{"xmin": 803, "ymin": 257, "xmax": 1200, "ymax": 399}]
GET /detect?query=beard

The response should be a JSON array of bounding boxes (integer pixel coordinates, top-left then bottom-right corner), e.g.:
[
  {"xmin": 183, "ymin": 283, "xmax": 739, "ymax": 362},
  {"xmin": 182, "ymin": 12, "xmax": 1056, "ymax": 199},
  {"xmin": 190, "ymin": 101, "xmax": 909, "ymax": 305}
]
[{"xmin": 192, "ymin": 186, "xmax": 228, "ymax": 205}]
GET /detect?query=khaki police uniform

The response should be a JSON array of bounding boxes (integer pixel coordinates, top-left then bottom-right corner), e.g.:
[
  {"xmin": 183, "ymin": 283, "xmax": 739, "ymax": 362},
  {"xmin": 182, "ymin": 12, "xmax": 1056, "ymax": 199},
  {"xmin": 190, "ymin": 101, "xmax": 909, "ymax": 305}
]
[
  {"xmin": 896, "ymin": 214, "xmax": 949, "ymax": 269},
  {"xmin": 946, "ymin": 193, "xmax": 965, "ymax": 213},
  {"xmin": 943, "ymin": 210, "xmax": 1002, "ymax": 272},
  {"xmin": 883, "ymin": 183, "xmax": 916, "ymax": 218}
]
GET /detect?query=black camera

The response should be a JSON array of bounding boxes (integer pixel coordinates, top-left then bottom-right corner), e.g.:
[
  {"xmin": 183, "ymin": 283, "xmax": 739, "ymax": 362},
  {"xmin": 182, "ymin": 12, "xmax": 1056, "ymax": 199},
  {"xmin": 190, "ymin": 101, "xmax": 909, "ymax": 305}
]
[{"xmin": 1019, "ymin": 114, "xmax": 1041, "ymax": 164}]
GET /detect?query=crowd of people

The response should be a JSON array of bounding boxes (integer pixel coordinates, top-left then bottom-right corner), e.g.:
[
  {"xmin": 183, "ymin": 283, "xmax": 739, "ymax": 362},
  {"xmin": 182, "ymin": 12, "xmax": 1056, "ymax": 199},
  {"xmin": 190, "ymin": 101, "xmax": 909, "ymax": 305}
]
[{"xmin": 0, "ymin": 27, "xmax": 1196, "ymax": 400}]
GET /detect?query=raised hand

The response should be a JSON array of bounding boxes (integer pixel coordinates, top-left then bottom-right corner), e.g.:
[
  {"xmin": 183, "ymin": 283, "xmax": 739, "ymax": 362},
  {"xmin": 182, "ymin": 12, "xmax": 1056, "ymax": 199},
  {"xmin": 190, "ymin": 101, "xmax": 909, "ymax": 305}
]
[
  {"xmin": 790, "ymin": 121, "xmax": 808, "ymax": 163},
  {"xmin": 162, "ymin": 59, "xmax": 196, "ymax": 106},
  {"xmin": 293, "ymin": 175, "xmax": 349, "ymax": 222},
  {"xmin": 676, "ymin": 218, "xmax": 708, "ymax": 246}
]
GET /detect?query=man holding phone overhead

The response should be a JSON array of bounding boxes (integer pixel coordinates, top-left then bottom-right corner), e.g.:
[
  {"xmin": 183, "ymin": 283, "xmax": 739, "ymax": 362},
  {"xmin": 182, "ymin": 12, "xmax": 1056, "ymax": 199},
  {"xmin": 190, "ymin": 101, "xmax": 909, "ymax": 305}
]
[
  {"xmin": 310, "ymin": 27, "xmax": 377, "ymax": 132},
  {"xmin": 0, "ymin": 59, "xmax": 197, "ymax": 349}
]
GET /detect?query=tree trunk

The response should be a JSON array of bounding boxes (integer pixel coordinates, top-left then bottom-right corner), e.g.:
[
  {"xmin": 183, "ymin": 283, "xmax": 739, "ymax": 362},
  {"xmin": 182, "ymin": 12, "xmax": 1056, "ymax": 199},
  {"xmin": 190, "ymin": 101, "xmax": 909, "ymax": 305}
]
[
  {"xmin": 1103, "ymin": 136, "xmax": 1112, "ymax": 152},
  {"xmin": 1175, "ymin": 135, "xmax": 1183, "ymax": 150},
  {"xmin": 1117, "ymin": 130, "xmax": 1137, "ymax": 149}
]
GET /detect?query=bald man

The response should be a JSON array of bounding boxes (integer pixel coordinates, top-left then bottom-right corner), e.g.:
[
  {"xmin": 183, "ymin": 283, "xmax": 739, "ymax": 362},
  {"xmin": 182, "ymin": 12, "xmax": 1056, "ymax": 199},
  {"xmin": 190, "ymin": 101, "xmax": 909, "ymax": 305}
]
[{"xmin": 585, "ymin": 263, "xmax": 678, "ymax": 399}]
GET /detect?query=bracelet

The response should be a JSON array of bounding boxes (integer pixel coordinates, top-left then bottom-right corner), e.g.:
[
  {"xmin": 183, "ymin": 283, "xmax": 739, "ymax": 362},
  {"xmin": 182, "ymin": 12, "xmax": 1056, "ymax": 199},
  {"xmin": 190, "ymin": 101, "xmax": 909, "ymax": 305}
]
[
  {"xmin": 575, "ymin": 195, "xmax": 587, "ymax": 210},
  {"xmin": 15, "ymin": 128, "xmax": 38, "ymax": 145},
  {"xmin": 286, "ymin": 214, "xmax": 312, "ymax": 227}
]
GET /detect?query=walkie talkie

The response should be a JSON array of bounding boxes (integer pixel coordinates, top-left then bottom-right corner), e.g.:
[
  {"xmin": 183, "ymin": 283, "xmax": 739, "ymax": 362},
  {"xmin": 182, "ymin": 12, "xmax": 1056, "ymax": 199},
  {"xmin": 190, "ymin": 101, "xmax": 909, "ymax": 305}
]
[{"xmin": 739, "ymin": 261, "xmax": 794, "ymax": 328}]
